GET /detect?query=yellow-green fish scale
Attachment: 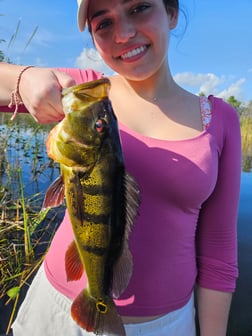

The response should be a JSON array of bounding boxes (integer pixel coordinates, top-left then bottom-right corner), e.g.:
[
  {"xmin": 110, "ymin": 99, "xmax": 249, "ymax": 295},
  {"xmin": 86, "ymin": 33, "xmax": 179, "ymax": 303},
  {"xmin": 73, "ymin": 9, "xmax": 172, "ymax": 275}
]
[{"xmin": 64, "ymin": 163, "xmax": 114, "ymax": 297}]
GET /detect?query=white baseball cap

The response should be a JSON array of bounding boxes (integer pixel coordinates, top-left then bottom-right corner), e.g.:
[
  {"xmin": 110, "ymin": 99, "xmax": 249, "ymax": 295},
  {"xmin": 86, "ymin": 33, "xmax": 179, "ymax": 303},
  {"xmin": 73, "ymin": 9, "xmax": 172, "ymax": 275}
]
[{"xmin": 77, "ymin": 0, "xmax": 89, "ymax": 32}]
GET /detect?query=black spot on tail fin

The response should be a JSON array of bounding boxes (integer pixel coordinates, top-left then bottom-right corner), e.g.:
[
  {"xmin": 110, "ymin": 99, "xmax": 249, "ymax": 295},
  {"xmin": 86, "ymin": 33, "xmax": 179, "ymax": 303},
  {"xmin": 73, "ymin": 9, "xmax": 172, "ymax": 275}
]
[{"xmin": 71, "ymin": 289, "xmax": 126, "ymax": 335}]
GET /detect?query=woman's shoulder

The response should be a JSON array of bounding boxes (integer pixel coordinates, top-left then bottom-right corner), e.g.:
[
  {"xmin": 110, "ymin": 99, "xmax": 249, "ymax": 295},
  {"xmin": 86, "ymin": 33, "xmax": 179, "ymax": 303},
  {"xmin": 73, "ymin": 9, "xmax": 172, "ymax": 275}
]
[
  {"xmin": 208, "ymin": 95, "xmax": 238, "ymax": 114},
  {"xmin": 207, "ymin": 95, "xmax": 240, "ymax": 144}
]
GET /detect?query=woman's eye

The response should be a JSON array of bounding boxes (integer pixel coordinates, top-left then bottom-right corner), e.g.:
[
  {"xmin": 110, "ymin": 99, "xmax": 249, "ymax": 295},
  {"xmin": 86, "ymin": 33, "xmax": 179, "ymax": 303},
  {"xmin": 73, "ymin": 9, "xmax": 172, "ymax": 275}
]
[
  {"xmin": 95, "ymin": 19, "xmax": 112, "ymax": 31},
  {"xmin": 131, "ymin": 4, "xmax": 150, "ymax": 15}
]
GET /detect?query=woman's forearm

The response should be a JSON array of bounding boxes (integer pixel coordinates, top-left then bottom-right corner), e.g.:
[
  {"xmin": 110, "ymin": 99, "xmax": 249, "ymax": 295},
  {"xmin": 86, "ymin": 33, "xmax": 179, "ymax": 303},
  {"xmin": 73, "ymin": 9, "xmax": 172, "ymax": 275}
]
[
  {"xmin": 197, "ymin": 286, "xmax": 232, "ymax": 336},
  {"xmin": 0, "ymin": 62, "xmax": 25, "ymax": 105},
  {"xmin": 0, "ymin": 63, "xmax": 75, "ymax": 123}
]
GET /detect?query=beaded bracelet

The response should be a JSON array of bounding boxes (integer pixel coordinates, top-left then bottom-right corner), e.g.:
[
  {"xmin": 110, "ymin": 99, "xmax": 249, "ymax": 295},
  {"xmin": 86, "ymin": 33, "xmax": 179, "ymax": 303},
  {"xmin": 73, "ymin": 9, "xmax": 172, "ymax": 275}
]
[{"xmin": 8, "ymin": 65, "xmax": 34, "ymax": 120}]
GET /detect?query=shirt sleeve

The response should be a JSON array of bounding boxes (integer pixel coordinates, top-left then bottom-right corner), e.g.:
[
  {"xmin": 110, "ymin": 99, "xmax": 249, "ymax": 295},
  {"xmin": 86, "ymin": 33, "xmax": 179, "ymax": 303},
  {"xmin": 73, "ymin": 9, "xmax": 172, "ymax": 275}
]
[
  {"xmin": 55, "ymin": 68, "xmax": 103, "ymax": 84},
  {"xmin": 0, "ymin": 67, "xmax": 103, "ymax": 113},
  {"xmin": 196, "ymin": 97, "xmax": 241, "ymax": 292}
]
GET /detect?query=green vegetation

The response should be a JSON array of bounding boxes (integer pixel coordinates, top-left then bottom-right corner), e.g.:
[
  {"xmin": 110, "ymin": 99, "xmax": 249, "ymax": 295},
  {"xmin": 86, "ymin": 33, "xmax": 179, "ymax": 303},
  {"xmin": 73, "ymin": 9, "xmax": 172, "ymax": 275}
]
[
  {"xmin": 240, "ymin": 115, "xmax": 252, "ymax": 172},
  {"xmin": 0, "ymin": 113, "xmax": 64, "ymax": 335},
  {"xmin": 0, "ymin": 17, "xmax": 38, "ymax": 63}
]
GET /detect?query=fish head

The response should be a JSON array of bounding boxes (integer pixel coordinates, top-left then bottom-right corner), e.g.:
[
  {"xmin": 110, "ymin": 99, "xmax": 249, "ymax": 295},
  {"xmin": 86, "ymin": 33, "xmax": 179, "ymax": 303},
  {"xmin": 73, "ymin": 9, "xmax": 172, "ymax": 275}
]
[{"xmin": 47, "ymin": 78, "xmax": 123, "ymax": 168}]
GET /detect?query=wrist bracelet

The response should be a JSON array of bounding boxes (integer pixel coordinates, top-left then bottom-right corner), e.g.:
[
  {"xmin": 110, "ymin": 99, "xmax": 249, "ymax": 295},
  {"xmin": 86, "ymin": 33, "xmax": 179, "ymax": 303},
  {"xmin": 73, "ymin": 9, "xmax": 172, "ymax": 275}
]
[{"xmin": 8, "ymin": 65, "xmax": 34, "ymax": 120}]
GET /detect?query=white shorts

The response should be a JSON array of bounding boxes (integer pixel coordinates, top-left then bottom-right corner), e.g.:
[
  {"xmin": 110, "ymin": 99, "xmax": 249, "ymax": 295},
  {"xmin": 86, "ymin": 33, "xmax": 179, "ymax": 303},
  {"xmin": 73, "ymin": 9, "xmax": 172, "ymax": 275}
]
[{"xmin": 12, "ymin": 264, "xmax": 196, "ymax": 336}]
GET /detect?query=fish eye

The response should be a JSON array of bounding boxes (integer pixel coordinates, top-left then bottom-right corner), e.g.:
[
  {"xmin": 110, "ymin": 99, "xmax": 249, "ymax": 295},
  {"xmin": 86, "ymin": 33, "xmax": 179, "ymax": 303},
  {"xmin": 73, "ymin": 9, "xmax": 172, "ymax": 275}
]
[{"xmin": 95, "ymin": 119, "xmax": 106, "ymax": 133}]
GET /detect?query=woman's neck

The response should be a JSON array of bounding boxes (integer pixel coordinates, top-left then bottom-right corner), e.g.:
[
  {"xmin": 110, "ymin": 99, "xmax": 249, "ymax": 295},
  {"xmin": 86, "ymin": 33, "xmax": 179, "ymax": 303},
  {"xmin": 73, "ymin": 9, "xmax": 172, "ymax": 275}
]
[{"xmin": 118, "ymin": 67, "xmax": 178, "ymax": 103}]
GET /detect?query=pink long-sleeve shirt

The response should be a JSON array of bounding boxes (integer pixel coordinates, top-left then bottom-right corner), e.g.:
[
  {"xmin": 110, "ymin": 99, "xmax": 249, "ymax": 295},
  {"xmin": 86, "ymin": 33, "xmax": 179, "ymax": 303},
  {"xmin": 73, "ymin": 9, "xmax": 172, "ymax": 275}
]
[{"xmin": 2, "ymin": 68, "xmax": 241, "ymax": 316}]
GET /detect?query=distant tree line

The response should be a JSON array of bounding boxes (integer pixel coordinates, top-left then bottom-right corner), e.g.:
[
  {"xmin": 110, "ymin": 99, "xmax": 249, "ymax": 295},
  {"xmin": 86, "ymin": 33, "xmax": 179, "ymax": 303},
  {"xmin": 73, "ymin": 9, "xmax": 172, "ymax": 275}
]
[{"xmin": 199, "ymin": 92, "xmax": 252, "ymax": 119}]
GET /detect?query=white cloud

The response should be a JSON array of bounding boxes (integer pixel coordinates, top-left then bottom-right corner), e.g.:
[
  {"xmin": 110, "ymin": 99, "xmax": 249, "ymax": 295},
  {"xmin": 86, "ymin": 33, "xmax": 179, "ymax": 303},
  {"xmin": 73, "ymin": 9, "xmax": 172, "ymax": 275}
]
[
  {"xmin": 75, "ymin": 48, "xmax": 113, "ymax": 76},
  {"xmin": 174, "ymin": 72, "xmax": 246, "ymax": 100},
  {"xmin": 217, "ymin": 79, "xmax": 246, "ymax": 100}
]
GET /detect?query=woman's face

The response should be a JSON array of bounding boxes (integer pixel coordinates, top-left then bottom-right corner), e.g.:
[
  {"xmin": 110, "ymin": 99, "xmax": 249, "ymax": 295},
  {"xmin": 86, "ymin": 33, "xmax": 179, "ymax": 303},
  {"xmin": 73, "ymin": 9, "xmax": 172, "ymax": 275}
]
[{"xmin": 87, "ymin": 0, "xmax": 178, "ymax": 81}]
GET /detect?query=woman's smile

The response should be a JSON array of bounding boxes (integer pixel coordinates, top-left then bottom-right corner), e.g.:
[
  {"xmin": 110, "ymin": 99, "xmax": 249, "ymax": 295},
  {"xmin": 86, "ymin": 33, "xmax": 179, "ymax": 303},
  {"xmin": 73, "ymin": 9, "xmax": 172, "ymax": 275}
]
[{"xmin": 116, "ymin": 44, "xmax": 149, "ymax": 62}]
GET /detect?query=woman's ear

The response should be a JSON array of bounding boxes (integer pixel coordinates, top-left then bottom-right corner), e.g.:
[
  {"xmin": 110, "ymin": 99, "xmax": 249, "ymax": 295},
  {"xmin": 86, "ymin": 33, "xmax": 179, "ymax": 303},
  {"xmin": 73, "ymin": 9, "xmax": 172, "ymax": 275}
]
[{"xmin": 167, "ymin": 7, "xmax": 179, "ymax": 29}]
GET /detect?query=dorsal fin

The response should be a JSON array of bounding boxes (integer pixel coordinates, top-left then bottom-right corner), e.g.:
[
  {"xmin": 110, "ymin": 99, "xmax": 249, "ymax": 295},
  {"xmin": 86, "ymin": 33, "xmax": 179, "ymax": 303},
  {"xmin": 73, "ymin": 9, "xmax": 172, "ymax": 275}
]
[{"xmin": 124, "ymin": 172, "xmax": 141, "ymax": 240}]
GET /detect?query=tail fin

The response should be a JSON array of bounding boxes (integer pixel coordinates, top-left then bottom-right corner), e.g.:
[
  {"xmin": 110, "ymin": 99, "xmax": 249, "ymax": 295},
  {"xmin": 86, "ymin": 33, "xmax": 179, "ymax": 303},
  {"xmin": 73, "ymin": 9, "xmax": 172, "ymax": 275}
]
[{"xmin": 71, "ymin": 289, "xmax": 126, "ymax": 336}]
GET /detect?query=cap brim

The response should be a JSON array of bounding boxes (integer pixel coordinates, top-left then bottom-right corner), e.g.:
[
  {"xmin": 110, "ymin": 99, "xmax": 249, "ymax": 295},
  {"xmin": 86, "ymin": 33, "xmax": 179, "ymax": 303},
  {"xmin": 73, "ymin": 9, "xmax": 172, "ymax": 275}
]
[{"xmin": 78, "ymin": 0, "xmax": 89, "ymax": 32}]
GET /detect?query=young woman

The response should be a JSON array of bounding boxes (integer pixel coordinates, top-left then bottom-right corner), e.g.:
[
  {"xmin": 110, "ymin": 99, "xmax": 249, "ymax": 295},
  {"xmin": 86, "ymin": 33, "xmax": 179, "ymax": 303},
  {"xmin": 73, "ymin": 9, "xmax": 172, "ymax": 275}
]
[{"xmin": 0, "ymin": 0, "xmax": 241, "ymax": 335}]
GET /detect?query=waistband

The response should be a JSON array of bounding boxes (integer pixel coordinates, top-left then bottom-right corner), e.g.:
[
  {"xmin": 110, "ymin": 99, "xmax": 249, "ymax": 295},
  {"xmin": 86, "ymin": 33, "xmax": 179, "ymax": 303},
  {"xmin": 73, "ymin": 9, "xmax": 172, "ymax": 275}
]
[{"xmin": 124, "ymin": 294, "xmax": 194, "ymax": 332}]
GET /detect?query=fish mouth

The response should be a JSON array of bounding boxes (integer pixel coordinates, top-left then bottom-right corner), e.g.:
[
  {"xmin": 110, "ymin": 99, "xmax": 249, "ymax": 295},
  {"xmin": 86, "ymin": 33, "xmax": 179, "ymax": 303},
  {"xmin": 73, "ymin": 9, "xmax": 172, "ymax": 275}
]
[{"xmin": 117, "ymin": 45, "xmax": 149, "ymax": 61}]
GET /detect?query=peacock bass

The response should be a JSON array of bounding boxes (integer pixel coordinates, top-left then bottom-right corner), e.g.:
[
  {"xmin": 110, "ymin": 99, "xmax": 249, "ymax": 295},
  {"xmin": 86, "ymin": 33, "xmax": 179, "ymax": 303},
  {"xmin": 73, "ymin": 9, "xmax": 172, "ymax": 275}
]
[{"xmin": 42, "ymin": 78, "xmax": 140, "ymax": 335}]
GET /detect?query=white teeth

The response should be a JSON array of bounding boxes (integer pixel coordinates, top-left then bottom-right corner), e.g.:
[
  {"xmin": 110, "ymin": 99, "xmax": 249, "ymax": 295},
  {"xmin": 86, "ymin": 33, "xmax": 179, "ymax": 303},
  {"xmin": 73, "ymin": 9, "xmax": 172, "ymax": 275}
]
[{"xmin": 121, "ymin": 46, "xmax": 146, "ymax": 60}]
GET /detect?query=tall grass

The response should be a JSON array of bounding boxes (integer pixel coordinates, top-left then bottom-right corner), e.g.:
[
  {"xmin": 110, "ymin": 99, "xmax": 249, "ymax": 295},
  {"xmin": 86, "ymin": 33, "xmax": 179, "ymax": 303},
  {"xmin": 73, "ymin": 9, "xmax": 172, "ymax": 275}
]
[
  {"xmin": 240, "ymin": 116, "xmax": 252, "ymax": 172},
  {"xmin": 0, "ymin": 113, "xmax": 64, "ymax": 335}
]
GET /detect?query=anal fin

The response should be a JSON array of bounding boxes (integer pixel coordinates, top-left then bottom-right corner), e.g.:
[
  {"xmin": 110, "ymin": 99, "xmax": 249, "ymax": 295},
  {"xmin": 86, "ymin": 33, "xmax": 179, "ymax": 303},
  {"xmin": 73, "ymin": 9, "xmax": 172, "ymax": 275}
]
[{"xmin": 65, "ymin": 241, "xmax": 84, "ymax": 281}]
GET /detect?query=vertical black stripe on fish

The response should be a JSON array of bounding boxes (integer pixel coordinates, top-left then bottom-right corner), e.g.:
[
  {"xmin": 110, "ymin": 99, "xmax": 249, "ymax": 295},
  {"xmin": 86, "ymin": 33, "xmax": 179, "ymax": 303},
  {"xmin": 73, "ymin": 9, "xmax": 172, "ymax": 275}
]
[
  {"xmin": 81, "ymin": 244, "xmax": 107, "ymax": 256},
  {"xmin": 82, "ymin": 212, "xmax": 110, "ymax": 225}
]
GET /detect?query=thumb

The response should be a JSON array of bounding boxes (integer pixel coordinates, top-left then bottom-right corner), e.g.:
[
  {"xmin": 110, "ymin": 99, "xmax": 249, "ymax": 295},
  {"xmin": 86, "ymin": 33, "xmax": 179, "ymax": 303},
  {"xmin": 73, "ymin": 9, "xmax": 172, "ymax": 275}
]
[{"xmin": 53, "ymin": 70, "xmax": 76, "ymax": 89}]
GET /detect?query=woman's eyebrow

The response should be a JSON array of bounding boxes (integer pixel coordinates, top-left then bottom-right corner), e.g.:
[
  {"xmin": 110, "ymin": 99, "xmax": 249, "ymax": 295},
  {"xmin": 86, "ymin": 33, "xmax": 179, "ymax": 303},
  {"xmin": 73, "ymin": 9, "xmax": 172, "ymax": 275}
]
[
  {"xmin": 90, "ymin": 0, "xmax": 135, "ymax": 21},
  {"xmin": 90, "ymin": 9, "xmax": 108, "ymax": 21}
]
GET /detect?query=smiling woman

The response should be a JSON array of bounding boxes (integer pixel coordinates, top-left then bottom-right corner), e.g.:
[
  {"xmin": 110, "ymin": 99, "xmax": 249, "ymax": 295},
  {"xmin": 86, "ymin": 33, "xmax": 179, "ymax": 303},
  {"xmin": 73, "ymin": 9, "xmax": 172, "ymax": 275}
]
[
  {"xmin": 0, "ymin": 0, "xmax": 241, "ymax": 335},
  {"xmin": 87, "ymin": 0, "xmax": 178, "ymax": 83}
]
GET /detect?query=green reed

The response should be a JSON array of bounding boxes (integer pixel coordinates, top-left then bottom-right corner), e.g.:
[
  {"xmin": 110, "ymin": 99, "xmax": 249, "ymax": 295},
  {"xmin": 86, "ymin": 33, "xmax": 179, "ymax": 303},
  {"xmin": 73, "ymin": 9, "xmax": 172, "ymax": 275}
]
[
  {"xmin": 0, "ymin": 113, "xmax": 62, "ymax": 335},
  {"xmin": 240, "ymin": 116, "xmax": 252, "ymax": 172},
  {"xmin": 240, "ymin": 116, "xmax": 252, "ymax": 153}
]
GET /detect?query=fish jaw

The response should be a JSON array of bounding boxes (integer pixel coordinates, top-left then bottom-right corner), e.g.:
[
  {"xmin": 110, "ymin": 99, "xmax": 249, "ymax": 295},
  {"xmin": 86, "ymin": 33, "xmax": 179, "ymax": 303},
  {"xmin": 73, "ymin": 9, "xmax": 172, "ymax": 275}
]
[
  {"xmin": 46, "ymin": 80, "xmax": 121, "ymax": 169},
  {"xmin": 62, "ymin": 78, "xmax": 110, "ymax": 115}
]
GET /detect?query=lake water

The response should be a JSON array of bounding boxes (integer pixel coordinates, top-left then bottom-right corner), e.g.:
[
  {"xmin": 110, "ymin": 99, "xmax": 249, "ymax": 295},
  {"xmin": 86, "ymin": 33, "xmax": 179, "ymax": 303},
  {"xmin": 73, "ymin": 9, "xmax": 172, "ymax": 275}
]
[{"xmin": 0, "ymin": 117, "xmax": 252, "ymax": 335}]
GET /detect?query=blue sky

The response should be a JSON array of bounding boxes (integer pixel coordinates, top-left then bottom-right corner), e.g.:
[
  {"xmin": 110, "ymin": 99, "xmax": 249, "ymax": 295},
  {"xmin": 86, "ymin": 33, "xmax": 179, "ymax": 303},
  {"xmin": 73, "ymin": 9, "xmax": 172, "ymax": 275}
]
[{"xmin": 1, "ymin": 0, "xmax": 251, "ymax": 103}]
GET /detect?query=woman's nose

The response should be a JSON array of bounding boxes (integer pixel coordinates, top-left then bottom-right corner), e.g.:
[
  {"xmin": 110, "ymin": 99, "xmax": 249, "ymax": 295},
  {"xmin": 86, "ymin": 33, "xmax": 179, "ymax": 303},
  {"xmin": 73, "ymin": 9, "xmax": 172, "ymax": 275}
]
[{"xmin": 113, "ymin": 19, "xmax": 136, "ymax": 43}]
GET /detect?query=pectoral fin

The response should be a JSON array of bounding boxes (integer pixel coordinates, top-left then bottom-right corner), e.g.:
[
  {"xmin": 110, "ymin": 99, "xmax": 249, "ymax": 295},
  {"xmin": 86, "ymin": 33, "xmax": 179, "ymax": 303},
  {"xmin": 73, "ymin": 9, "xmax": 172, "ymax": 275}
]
[{"xmin": 42, "ymin": 175, "xmax": 65, "ymax": 209}]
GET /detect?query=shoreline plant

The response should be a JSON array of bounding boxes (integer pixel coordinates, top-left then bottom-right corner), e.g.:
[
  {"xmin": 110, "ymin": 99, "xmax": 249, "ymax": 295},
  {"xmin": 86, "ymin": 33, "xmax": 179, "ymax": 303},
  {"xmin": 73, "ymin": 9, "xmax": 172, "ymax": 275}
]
[{"xmin": 0, "ymin": 113, "xmax": 64, "ymax": 335}]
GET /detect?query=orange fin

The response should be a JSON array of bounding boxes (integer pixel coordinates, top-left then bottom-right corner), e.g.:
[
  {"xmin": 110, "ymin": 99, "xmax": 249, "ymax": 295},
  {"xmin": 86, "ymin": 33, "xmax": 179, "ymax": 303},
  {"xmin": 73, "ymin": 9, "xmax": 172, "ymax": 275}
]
[
  {"xmin": 42, "ymin": 175, "xmax": 65, "ymax": 209},
  {"xmin": 46, "ymin": 123, "xmax": 62, "ymax": 161},
  {"xmin": 65, "ymin": 241, "xmax": 84, "ymax": 281},
  {"xmin": 71, "ymin": 289, "xmax": 126, "ymax": 335}
]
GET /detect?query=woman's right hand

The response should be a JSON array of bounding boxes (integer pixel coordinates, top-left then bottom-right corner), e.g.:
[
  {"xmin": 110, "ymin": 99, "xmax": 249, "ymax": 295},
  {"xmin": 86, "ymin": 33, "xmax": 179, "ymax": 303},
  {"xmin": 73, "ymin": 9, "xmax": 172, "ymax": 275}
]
[{"xmin": 19, "ymin": 67, "xmax": 76, "ymax": 123}]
